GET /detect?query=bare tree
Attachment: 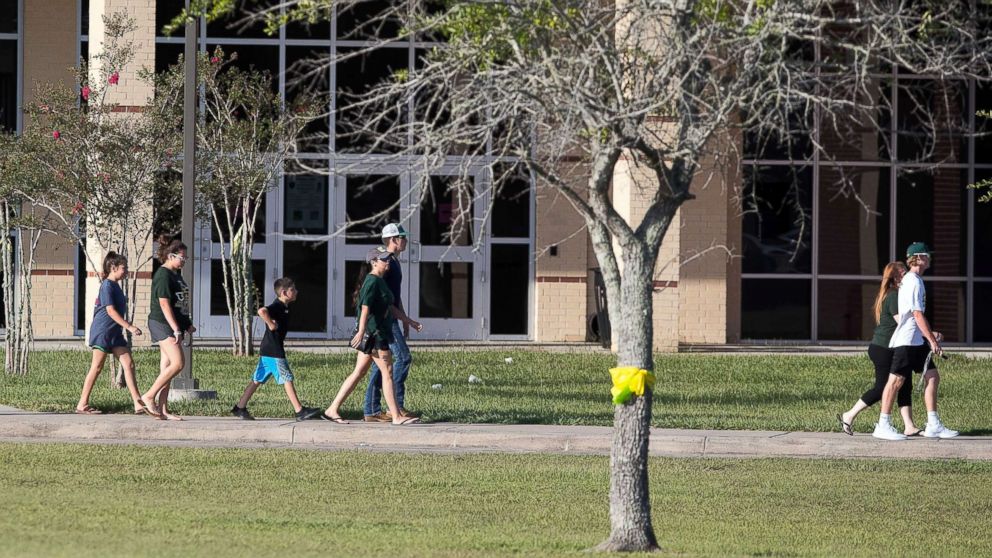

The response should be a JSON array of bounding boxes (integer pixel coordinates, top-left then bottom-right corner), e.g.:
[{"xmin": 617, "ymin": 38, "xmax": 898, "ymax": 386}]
[{"xmin": 183, "ymin": 0, "xmax": 991, "ymax": 551}]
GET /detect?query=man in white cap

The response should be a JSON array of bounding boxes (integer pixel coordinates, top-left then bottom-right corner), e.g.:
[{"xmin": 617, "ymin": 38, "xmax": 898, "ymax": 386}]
[{"xmin": 363, "ymin": 223, "xmax": 422, "ymax": 421}]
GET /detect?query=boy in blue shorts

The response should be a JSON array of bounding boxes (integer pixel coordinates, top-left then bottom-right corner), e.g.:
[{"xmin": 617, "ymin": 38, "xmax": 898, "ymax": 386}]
[{"xmin": 231, "ymin": 277, "xmax": 321, "ymax": 421}]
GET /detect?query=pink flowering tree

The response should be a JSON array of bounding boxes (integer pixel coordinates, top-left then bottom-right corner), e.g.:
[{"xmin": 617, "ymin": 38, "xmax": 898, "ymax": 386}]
[{"xmin": 23, "ymin": 12, "xmax": 181, "ymax": 382}]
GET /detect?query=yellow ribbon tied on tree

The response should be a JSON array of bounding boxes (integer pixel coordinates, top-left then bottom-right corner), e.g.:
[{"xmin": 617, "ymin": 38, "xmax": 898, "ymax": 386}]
[{"xmin": 609, "ymin": 367, "xmax": 656, "ymax": 405}]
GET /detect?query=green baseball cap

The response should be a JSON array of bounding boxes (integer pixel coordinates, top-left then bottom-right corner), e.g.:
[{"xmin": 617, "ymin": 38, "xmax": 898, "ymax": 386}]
[{"xmin": 906, "ymin": 242, "xmax": 932, "ymax": 258}]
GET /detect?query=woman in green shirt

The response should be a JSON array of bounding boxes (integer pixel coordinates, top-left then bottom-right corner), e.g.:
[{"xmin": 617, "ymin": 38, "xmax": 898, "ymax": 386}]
[
  {"xmin": 837, "ymin": 262, "xmax": 920, "ymax": 436},
  {"xmin": 322, "ymin": 248, "xmax": 421, "ymax": 425},
  {"xmin": 140, "ymin": 237, "xmax": 196, "ymax": 421}
]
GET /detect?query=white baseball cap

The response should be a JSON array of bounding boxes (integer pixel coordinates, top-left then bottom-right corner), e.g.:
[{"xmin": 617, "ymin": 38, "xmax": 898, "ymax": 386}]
[{"xmin": 381, "ymin": 223, "xmax": 408, "ymax": 239}]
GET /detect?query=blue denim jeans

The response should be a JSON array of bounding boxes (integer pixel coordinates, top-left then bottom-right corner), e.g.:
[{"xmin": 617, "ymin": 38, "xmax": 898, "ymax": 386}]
[{"xmin": 363, "ymin": 321, "xmax": 412, "ymax": 416}]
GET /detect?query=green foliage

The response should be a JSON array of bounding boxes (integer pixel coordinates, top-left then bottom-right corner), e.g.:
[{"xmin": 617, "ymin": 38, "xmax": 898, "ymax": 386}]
[{"xmin": 3, "ymin": 443, "xmax": 992, "ymax": 556}]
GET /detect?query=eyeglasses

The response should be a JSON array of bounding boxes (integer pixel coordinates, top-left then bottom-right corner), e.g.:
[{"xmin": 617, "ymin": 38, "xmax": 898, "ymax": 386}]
[{"xmin": 170, "ymin": 253, "xmax": 187, "ymax": 262}]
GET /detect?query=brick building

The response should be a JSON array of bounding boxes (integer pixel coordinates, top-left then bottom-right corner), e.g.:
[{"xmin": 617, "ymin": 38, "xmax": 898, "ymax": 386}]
[{"xmin": 3, "ymin": 1, "xmax": 990, "ymax": 347}]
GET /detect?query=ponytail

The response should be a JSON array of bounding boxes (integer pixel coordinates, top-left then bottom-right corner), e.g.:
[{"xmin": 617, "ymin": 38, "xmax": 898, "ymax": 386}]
[{"xmin": 101, "ymin": 251, "xmax": 128, "ymax": 280}]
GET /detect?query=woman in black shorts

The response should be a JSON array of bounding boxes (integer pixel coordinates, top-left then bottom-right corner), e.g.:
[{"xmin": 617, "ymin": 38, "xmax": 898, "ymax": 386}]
[
  {"xmin": 140, "ymin": 237, "xmax": 196, "ymax": 421},
  {"xmin": 837, "ymin": 262, "xmax": 921, "ymax": 436},
  {"xmin": 323, "ymin": 248, "xmax": 421, "ymax": 425}
]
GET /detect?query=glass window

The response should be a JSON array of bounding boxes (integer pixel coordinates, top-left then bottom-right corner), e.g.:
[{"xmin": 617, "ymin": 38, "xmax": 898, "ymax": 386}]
[
  {"xmin": 211, "ymin": 195, "xmax": 267, "ymax": 244},
  {"xmin": 818, "ymin": 166, "xmax": 891, "ymax": 275},
  {"xmin": 741, "ymin": 279, "xmax": 811, "ymax": 339},
  {"xmin": 741, "ymin": 165, "xmax": 812, "ymax": 274},
  {"xmin": 895, "ymin": 168, "xmax": 967, "ymax": 277},
  {"xmin": 205, "ymin": 1, "xmax": 276, "ymax": 39},
  {"xmin": 334, "ymin": 46, "xmax": 409, "ymax": 153},
  {"xmin": 490, "ymin": 245, "xmax": 529, "ymax": 335},
  {"xmin": 284, "ymin": 174, "xmax": 328, "ymax": 235},
  {"xmin": 155, "ymin": 42, "xmax": 185, "ymax": 76},
  {"xmin": 286, "ymin": 46, "xmax": 330, "ymax": 153},
  {"xmin": 0, "ymin": 0, "xmax": 16, "ymax": 34},
  {"xmin": 207, "ymin": 44, "xmax": 280, "ymax": 93},
  {"xmin": 286, "ymin": 11, "xmax": 331, "ymax": 40},
  {"xmin": 0, "ymin": 40, "xmax": 15, "ymax": 132},
  {"xmin": 419, "ymin": 262, "xmax": 473, "ymax": 318},
  {"xmin": 974, "ymin": 282, "xmax": 992, "ymax": 343},
  {"xmin": 896, "ymin": 80, "xmax": 968, "ymax": 163},
  {"xmin": 818, "ymin": 79, "xmax": 891, "ymax": 162},
  {"xmin": 344, "ymin": 175, "xmax": 400, "ymax": 244},
  {"xmin": 491, "ymin": 165, "xmax": 531, "ymax": 238},
  {"xmin": 817, "ymin": 280, "xmax": 880, "ymax": 341},
  {"xmin": 155, "ymin": 0, "xmax": 186, "ymax": 37},
  {"xmin": 336, "ymin": 1, "xmax": 401, "ymax": 40},
  {"xmin": 975, "ymin": 85, "xmax": 992, "ymax": 165},
  {"xmin": 975, "ymin": 171, "xmax": 992, "ymax": 277},
  {"xmin": 420, "ymin": 176, "xmax": 473, "ymax": 246},
  {"xmin": 925, "ymin": 281, "xmax": 966, "ymax": 343},
  {"xmin": 282, "ymin": 241, "xmax": 328, "ymax": 332},
  {"xmin": 209, "ymin": 259, "xmax": 266, "ymax": 315}
]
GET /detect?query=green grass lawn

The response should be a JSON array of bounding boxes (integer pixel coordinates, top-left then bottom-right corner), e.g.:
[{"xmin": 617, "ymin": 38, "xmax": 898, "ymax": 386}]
[
  {"xmin": 1, "ymin": 442, "xmax": 990, "ymax": 557},
  {"xmin": 1, "ymin": 350, "xmax": 990, "ymax": 434}
]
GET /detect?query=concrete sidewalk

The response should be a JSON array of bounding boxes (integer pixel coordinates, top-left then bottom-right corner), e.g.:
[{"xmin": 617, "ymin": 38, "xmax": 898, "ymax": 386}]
[{"xmin": 1, "ymin": 405, "xmax": 990, "ymax": 460}]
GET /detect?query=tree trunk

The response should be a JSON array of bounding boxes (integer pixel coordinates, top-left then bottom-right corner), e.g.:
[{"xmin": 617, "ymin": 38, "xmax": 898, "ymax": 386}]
[{"xmin": 596, "ymin": 246, "xmax": 659, "ymax": 553}]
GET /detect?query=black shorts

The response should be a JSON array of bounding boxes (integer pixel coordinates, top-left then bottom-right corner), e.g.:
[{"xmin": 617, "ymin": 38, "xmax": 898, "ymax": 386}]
[
  {"xmin": 867, "ymin": 344, "xmax": 893, "ymax": 375},
  {"xmin": 890, "ymin": 344, "xmax": 937, "ymax": 378},
  {"xmin": 148, "ymin": 319, "xmax": 175, "ymax": 343},
  {"xmin": 354, "ymin": 330, "xmax": 393, "ymax": 356}
]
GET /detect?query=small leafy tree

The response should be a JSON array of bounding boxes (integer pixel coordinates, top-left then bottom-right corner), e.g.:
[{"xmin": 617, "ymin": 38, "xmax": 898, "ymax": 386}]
[
  {"xmin": 23, "ymin": 12, "xmax": 182, "ymax": 383},
  {"xmin": 155, "ymin": 49, "xmax": 318, "ymax": 356},
  {"xmin": 0, "ymin": 133, "xmax": 52, "ymax": 376}
]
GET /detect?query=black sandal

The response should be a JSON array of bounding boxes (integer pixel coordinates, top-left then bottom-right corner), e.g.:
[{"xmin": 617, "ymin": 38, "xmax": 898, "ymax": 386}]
[
  {"xmin": 321, "ymin": 413, "xmax": 347, "ymax": 424},
  {"xmin": 836, "ymin": 413, "xmax": 853, "ymax": 436}
]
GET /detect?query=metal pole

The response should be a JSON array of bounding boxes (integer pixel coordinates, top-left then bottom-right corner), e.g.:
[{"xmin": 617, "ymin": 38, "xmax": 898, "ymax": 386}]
[{"xmin": 172, "ymin": 14, "xmax": 200, "ymax": 392}]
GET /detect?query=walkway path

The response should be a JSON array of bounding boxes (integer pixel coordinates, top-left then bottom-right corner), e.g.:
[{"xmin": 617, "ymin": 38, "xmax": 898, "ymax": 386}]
[{"xmin": 2, "ymin": 405, "xmax": 990, "ymax": 460}]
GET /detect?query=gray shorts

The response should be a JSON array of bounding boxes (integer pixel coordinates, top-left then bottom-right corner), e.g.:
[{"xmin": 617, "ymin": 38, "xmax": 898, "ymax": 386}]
[{"xmin": 148, "ymin": 319, "xmax": 177, "ymax": 344}]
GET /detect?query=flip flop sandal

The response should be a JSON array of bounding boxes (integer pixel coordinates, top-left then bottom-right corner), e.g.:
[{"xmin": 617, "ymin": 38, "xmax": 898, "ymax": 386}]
[
  {"xmin": 905, "ymin": 429, "xmax": 924, "ymax": 437},
  {"xmin": 321, "ymin": 413, "xmax": 348, "ymax": 424},
  {"xmin": 75, "ymin": 406, "xmax": 103, "ymax": 415},
  {"xmin": 836, "ymin": 413, "xmax": 853, "ymax": 436},
  {"xmin": 393, "ymin": 417, "xmax": 420, "ymax": 426},
  {"xmin": 140, "ymin": 398, "xmax": 162, "ymax": 417},
  {"xmin": 134, "ymin": 407, "xmax": 146, "ymax": 415}
]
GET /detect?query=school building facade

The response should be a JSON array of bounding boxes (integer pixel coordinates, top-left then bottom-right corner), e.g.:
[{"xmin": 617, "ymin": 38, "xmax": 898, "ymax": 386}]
[{"xmin": 3, "ymin": 1, "xmax": 991, "ymax": 347}]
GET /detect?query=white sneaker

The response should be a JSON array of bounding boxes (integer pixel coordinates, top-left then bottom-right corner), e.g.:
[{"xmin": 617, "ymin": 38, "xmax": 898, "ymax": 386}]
[
  {"xmin": 872, "ymin": 422, "xmax": 907, "ymax": 441},
  {"xmin": 923, "ymin": 422, "xmax": 959, "ymax": 439}
]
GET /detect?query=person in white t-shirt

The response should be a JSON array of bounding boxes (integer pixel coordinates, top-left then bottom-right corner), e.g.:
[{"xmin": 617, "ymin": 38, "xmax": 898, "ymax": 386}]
[{"xmin": 872, "ymin": 242, "xmax": 958, "ymax": 441}]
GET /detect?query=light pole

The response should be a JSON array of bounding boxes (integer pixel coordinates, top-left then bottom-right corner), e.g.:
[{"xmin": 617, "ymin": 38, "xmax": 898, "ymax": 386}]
[{"xmin": 170, "ymin": 12, "xmax": 215, "ymax": 401}]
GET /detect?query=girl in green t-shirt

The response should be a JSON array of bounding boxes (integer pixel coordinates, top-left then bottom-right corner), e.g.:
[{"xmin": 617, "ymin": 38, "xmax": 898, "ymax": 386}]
[{"xmin": 322, "ymin": 248, "xmax": 421, "ymax": 425}]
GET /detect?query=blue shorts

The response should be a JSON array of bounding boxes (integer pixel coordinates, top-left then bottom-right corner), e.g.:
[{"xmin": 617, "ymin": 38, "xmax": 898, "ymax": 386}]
[{"xmin": 253, "ymin": 357, "xmax": 294, "ymax": 385}]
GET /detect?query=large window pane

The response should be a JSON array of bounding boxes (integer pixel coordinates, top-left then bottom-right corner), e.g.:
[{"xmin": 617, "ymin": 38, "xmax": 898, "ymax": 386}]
[
  {"xmin": 742, "ymin": 166, "xmax": 812, "ymax": 274},
  {"xmin": 211, "ymin": 196, "xmax": 266, "ymax": 244},
  {"xmin": 421, "ymin": 176, "xmax": 473, "ymax": 246},
  {"xmin": 818, "ymin": 167, "xmax": 890, "ymax": 275},
  {"xmin": 926, "ymin": 281, "xmax": 966, "ymax": 343},
  {"xmin": 741, "ymin": 279, "xmax": 811, "ymax": 339},
  {"xmin": 0, "ymin": 41, "xmax": 15, "ymax": 132},
  {"xmin": 207, "ymin": 44, "xmax": 279, "ymax": 93},
  {"xmin": 975, "ymin": 282, "xmax": 992, "ymax": 343},
  {"xmin": 817, "ymin": 280, "xmax": 879, "ymax": 341},
  {"xmin": 896, "ymin": 80, "xmax": 967, "ymax": 163},
  {"xmin": 337, "ymin": 1, "xmax": 401, "ymax": 40},
  {"xmin": 975, "ymin": 85, "xmax": 992, "ymax": 164},
  {"xmin": 344, "ymin": 175, "xmax": 399, "ymax": 244},
  {"xmin": 895, "ymin": 168, "xmax": 967, "ymax": 277},
  {"xmin": 155, "ymin": 42, "xmax": 184, "ymax": 75},
  {"xmin": 975, "ymin": 171, "xmax": 992, "ymax": 277},
  {"xmin": 491, "ymin": 165, "xmax": 530, "ymax": 238},
  {"xmin": 210, "ymin": 259, "xmax": 266, "ymax": 315},
  {"xmin": 335, "ymin": 47, "xmax": 408, "ymax": 153},
  {"xmin": 284, "ymin": 174, "xmax": 328, "ymax": 235},
  {"xmin": 819, "ymin": 79, "xmax": 891, "ymax": 162},
  {"xmin": 205, "ymin": 1, "xmax": 276, "ymax": 38},
  {"xmin": 283, "ymin": 241, "xmax": 327, "ymax": 332},
  {"xmin": 0, "ymin": 0, "xmax": 16, "ymax": 34},
  {"xmin": 286, "ymin": 46, "xmax": 330, "ymax": 153},
  {"xmin": 155, "ymin": 0, "xmax": 185, "ymax": 37},
  {"xmin": 490, "ymin": 245, "xmax": 529, "ymax": 335},
  {"xmin": 419, "ymin": 262, "xmax": 472, "ymax": 318},
  {"xmin": 286, "ymin": 9, "xmax": 331, "ymax": 39}
]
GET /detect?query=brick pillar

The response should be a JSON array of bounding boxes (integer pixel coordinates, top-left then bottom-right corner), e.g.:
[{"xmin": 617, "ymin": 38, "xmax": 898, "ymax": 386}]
[{"xmin": 85, "ymin": 0, "xmax": 157, "ymax": 346}]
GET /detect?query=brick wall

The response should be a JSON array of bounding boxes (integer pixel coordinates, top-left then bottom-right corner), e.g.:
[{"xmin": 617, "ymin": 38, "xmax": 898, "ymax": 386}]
[{"xmin": 89, "ymin": 0, "xmax": 156, "ymax": 107}]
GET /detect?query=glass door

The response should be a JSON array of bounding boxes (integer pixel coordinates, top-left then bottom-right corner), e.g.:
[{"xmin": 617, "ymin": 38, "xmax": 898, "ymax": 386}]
[
  {"xmin": 193, "ymin": 189, "xmax": 276, "ymax": 339},
  {"xmin": 405, "ymin": 172, "xmax": 487, "ymax": 340},
  {"xmin": 280, "ymin": 173, "xmax": 332, "ymax": 337},
  {"xmin": 331, "ymin": 171, "xmax": 410, "ymax": 337}
]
